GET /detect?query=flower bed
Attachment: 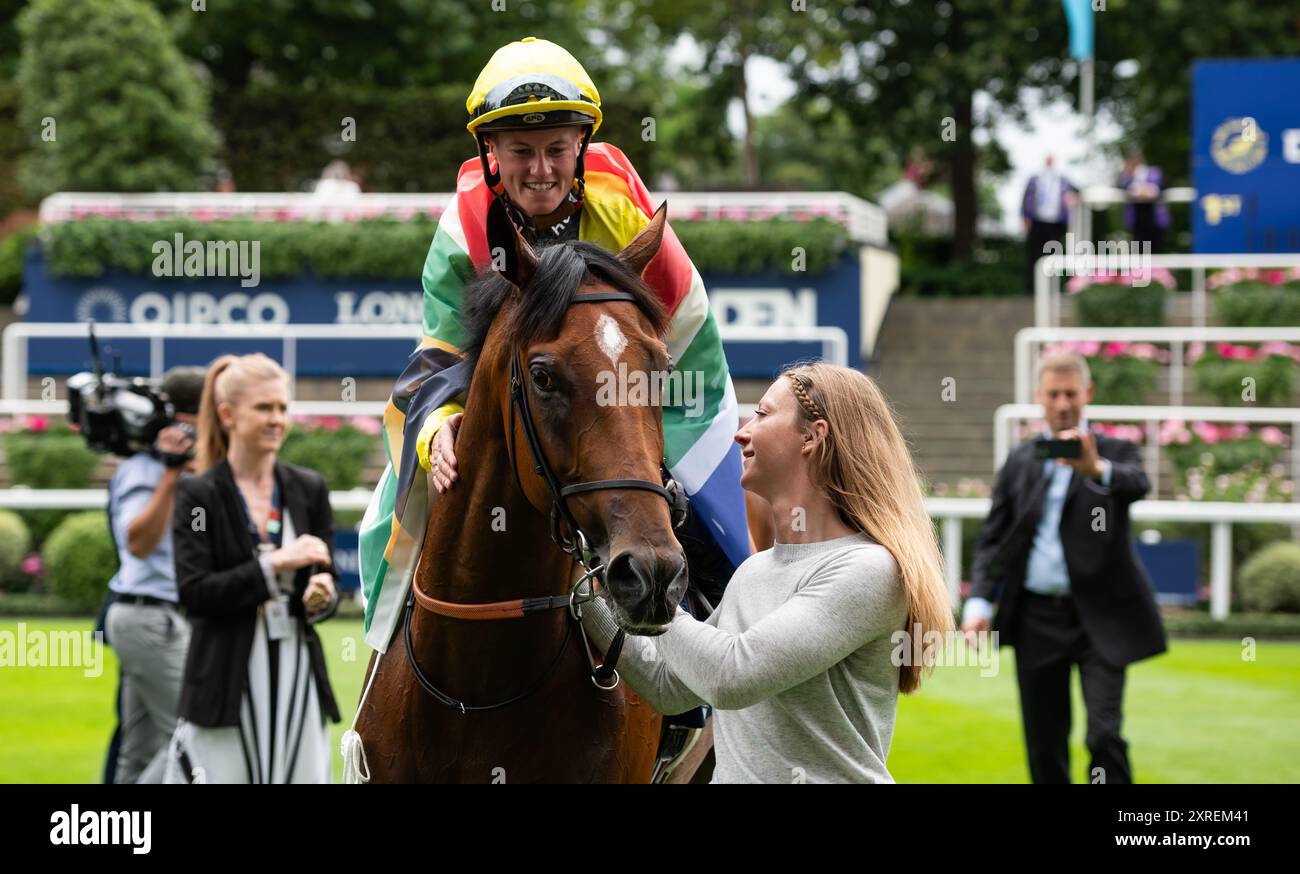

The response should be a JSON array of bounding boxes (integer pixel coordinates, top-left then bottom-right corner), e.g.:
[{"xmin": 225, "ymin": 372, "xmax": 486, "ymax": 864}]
[
  {"xmin": 1189, "ymin": 341, "xmax": 1300, "ymax": 406},
  {"xmin": 1066, "ymin": 268, "xmax": 1175, "ymax": 327}
]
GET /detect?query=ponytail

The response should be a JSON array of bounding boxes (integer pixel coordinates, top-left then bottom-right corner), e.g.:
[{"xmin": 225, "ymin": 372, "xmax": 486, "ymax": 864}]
[{"xmin": 196, "ymin": 355, "xmax": 237, "ymax": 473}]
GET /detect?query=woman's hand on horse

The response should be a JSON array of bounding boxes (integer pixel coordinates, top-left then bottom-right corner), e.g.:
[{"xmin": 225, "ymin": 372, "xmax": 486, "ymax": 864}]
[
  {"xmin": 430, "ymin": 412, "xmax": 463, "ymax": 494},
  {"xmin": 303, "ymin": 572, "xmax": 335, "ymax": 613},
  {"xmin": 271, "ymin": 534, "xmax": 332, "ymax": 573}
]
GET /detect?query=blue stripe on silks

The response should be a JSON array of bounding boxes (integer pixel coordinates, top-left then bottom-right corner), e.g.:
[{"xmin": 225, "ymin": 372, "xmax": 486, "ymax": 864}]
[
  {"xmin": 687, "ymin": 441, "xmax": 750, "ymax": 569},
  {"xmin": 391, "ymin": 346, "xmax": 464, "ymax": 414},
  {"xmin": 394, "ymin": 359, "xmax": 473, "ymax": 521}
]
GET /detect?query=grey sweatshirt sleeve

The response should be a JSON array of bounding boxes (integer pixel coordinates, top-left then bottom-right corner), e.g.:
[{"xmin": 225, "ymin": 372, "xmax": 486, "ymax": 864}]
[
  {"xmin": 581, "ymin": 594, "xmax": 716, "ymax": 716},
  {"xmin": 654, "ymin": 546, "xmax": 900, "ymax": 710}
]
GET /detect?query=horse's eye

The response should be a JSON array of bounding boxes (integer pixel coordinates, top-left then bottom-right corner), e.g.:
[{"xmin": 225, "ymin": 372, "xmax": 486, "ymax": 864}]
[{"xmin": 530, "ymin": 367, "xmax": 554, "ymax": 392}]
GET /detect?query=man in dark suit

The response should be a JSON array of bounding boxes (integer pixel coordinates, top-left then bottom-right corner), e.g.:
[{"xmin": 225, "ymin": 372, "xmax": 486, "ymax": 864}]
[{"xmin": 961, "ymin": 352, "xmax": 1166, "ymax": 784}]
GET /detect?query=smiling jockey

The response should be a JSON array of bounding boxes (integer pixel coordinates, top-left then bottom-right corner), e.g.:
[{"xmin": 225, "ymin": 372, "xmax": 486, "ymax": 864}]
[{"xmin": 357, "ymin": 37, "xmax": 750, "ymax": 661}]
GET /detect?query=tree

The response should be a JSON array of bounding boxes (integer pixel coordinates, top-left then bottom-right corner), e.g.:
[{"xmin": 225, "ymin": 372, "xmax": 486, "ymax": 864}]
[
  {"xmin": 786, "ymin": 0, "xmax": 1072, "ymax": 257},
  {"xmin": 17, "ymin": 0, "xmax": 219, "ymax": 197}
]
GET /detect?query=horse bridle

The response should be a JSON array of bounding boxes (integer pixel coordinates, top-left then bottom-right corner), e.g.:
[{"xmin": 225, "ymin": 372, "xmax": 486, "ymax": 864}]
[{"xmin": 405, "ymin": 289, "xmax": 689, "ymax": 714}]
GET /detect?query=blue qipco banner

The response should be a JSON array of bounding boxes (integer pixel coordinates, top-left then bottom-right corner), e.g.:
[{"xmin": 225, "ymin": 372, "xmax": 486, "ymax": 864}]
[{"xmin": 21, "ymin": 243, "xmax": 870, "ymax": 381}]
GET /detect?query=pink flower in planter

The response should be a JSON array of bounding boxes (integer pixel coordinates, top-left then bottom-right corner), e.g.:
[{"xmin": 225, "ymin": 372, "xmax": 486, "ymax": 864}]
[
  {"xmin": 21, "ymin": 552, "xmax": 43, "ymax": 578},
  {"xmin": 317, "ymin": 416, "xmax": 342, "ymax": 431},
  {"xmin": 1187, "ymin": 342, "xmax": 1205, "ymax": 364},
  {"xmin": 1260, "ymin": 426, "xmax": 1288, "ymax": 446},
  {"xmin": 1101, "ymin": 341, "xmax": 1127, "ymax": 359},
  {"xmin": 350, "ymin": 415, "xmax": 382, "ymax": 436},
  {"xmin": 1159, "ymin": 419, "xmax": 1188, "ymax": 445},
  {"xmin": 1226, "ymin": 422, "xmax": 1249, "ymax": 440},
  {"xmin": 1191, "ymin": 421, "xmax": 1220, "ymax": 444},
  {"xmin": 1078, "ymin": 340, "xmax": 1101, "ymax": 357},
  {"xmin": 25, "ymin": 415, "xmax": 48, "ymax": 433},
  {"xmin": 1259, "ymin": 341, "xmax": 1300, "ymax": 363}
]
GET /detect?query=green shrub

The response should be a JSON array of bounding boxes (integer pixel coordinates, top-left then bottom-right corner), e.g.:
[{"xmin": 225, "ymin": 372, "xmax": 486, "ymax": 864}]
[
  {"xmin": 1072, "ymin": 282, "xmax": 1167, "ymax": 327},
  {"xmin": 0, "ymin": 509, "xmax": 32, "ymax": 591},
  {"xmin": 16, "ymin": 509, "xmax": 72, "ymax": 553},
  {"xmin": 42, "ymin": 511, "xmax": 117, "ymax": 609},
  {"xmin": 0, "ymin": 224, "xmax": 37, "ymax": 306},
  {"xmin": 1193, "ymin": 349, "xmax": 1297, "ymax": 406},
  {"xmin": 2, "ymin": 426, "xmax": 100, "ymax": 488},
  {"xmin": 278, "ymin": 425, "xmax": 377, "ymax": 491},
  {"xmin": 1214, "ymin": 281, "xmax": 1300, "ymax": 327},
  {"xmin": 1088, "ymin": 356, "xmax": 1160, "ymax": 405},
  {"xmin": 1165, "ymin": 434, "xmax": 1285, "ymax": 478},
  {"xmin": 1238, "ymin": 542, "xmax": 1300, "ymax": 613}
]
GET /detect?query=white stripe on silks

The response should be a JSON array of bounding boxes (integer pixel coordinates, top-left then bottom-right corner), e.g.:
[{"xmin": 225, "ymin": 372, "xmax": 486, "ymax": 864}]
[
  {"xmin": 664, "ymin": 263, "xmax": 709, "ymax": 365},
  {"xmin": 670, "ymin": 374, "xmax": 739, "ymax": 495},
  {"xmin": 438, "ymin": 191, "xmax": 469, "ymax": 252}
]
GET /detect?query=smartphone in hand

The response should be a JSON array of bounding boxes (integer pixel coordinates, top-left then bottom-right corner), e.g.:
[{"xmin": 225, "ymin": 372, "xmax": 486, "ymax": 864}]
[{"xmin": 1035, "ymin": 438, "xmax": 1082, "ymax": 460}]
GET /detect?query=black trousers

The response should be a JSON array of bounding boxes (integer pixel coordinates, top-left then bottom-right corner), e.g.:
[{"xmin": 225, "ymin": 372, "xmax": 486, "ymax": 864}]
[
  {"xmin": 1025, "ymin": 220, "xmax": 1067, "ymax": 293},
  {"xmin": 1013, "ymin": 591, "xmax": 1132, "ymax": 784}
]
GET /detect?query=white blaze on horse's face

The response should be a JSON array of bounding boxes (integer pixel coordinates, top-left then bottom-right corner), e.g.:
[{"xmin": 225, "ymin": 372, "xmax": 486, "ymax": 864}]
[{"xmin": 594, "ymin": 314, "xmax": 627, "ymax": 368}]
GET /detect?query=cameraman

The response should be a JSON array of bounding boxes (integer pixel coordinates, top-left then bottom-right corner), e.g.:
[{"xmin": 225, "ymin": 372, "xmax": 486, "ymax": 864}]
[{"xmin": 103, "ymin": 366, "xmax": 206, "ymax": 784}]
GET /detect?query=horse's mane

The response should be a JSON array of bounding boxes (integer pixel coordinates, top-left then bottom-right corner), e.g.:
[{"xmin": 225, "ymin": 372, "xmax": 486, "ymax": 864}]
[{"xmin": 461, "ymin": 241, "xmax": 671, "ymax": 369}]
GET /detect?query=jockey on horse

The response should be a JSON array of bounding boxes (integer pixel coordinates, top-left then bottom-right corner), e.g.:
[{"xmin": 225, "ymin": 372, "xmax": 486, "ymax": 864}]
[{"xmin": 357, "ymin": 37, "xmax": 751, "ymax": 686}]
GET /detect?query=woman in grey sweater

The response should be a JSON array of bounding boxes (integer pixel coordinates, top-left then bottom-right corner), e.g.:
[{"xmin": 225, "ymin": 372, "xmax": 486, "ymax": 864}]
[{"xmin": 581, "ymin": 363, "xmax": 953, "ymax": 783}]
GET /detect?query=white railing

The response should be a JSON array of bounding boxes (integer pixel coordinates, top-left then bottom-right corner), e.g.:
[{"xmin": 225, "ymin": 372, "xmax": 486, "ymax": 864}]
[
  {"xmin": 2, "ymin": 322, "xmax": 845, "ymax": 401},
  {"xmin": 993, "ymin": 403, "xmax": 1300, "ymax": 499},
  {"xmin": 1013, "ymin": 326, "xmax": 1300, "ymax": 406},
  {"xmin": 37, "ymin": 191, "xmax": 889, "ymax": 246},
  {"xmin": 926, "ymin": 496, "xmax": 1300, "ymax": 621},
  {"xmin": 1032, "ymin": 253, "xmax": 1300, "ymax": 329}
]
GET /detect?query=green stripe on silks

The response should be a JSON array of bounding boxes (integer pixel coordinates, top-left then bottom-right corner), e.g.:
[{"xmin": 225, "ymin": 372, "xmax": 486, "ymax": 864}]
[
  {"xmin": 421, "ymin": 224, "xmax": 475, "ymax": 345},
  {"xmin": 359, "ymin": 464, "xmax": 398, "ymax": 632},
  {"xmin": 663, "ymin": 308, "xmax": 728, "ymax": 468}
]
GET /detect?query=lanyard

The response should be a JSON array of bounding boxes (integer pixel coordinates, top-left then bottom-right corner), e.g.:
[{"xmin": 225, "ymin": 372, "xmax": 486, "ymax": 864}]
[{"xmin": 236, "ymin": 475, "xmax": 283, "ymax": 551}]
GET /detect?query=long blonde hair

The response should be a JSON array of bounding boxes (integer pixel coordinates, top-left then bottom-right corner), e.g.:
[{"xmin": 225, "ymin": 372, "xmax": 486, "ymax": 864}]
[
  {"xmin": 196, "ymin": 353, "xmax": 289, "ymax": 473},
  {"xmin": 781, "ymin": 363, "xmax": 953, "ymax": 694}
]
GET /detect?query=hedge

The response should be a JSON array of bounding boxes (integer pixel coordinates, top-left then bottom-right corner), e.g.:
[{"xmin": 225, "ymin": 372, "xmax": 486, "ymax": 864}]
[
  {"xmin": 40, "ymin": 216, "xmax": 850, "ymax": 280},
  {"xmin": 42, "ymin": 510, "xmax": 118, "ymax": 609},
  {"xmin": 1238, "ymin": 542, "xmax": 1300, "ymax": 614}
]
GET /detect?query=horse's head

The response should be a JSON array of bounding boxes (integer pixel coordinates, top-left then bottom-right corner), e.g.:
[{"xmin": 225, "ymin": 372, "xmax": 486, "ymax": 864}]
[{"xmin": 468, "ymin": 204, "xmax": 688, "ymax": 633}]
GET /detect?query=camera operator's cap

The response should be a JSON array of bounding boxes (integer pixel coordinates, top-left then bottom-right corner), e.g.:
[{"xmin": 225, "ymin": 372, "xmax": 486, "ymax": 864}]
[
  {"xmin": 466, "ymin": 37, "xmax": 602, "ymax": 135},
  {"xmin": 160, "ymin": 366, "xmax": 207, "ymax": 415}
]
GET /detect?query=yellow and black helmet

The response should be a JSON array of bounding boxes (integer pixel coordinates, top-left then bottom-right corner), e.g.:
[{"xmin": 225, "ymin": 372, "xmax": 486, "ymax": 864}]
[
  {"xmin": 466, "ymin": 37, "xmax": 602, "ymax": 135},
  {"xmin": 466, "ymin": 37, "xmax": 602, "ymax": 205}
]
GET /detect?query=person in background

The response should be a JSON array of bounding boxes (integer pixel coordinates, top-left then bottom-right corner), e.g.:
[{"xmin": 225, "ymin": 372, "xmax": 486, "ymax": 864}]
[
  {"xmin": 167, "ymin": 353, "xmax": 341, "ymax": 784},
  {"xmin": 960, "ymin": 352, "xmax": 1167, "ymax": 784},
  {"xmin": 1119, "ymin": 150, "xmax": 1168, "ymax": 254},
  {"xmin": 1022, "ymin": 154, "xmax": 1077, "ymax": 293},
  {"xmin": 104, "ymin": 366, "xmax": 207, "ymax": 783}
]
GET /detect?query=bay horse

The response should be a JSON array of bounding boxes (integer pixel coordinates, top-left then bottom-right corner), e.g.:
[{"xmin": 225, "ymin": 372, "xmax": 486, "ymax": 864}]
[{"xmin": 353, "ymin": 206, "xmax": 698, "ymax": 782}]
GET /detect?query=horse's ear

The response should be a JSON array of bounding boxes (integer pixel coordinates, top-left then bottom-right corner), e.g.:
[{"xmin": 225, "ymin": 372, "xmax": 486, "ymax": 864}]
[
  {"xmin": 618, "ymin": 201, "xmax": 668, "ymax": 278},
  {"xmin": 486, "ymin": 198, "xmax": 538, "ymax": 290}
]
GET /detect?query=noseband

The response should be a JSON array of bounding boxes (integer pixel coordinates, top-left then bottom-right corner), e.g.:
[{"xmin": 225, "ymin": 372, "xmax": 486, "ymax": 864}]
[{"xmin": 405, "ymin": 289, "xmax": 689, "ymax": 713}]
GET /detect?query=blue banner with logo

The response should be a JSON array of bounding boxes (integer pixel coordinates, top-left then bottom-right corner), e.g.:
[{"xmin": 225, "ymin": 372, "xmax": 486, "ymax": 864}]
[
  {"xmin": 20, "ymin": 245, "xmax": 868, "ymax": 380},
  {"xmin": 1192, "ymin": 59, "xmax": 1300, "ymax": 253}
]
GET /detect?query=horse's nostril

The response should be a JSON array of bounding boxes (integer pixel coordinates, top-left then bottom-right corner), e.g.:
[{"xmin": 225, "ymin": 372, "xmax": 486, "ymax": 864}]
[{"xmin": 605, "ymin": 552, "xmax": 651, "ymax": 606}]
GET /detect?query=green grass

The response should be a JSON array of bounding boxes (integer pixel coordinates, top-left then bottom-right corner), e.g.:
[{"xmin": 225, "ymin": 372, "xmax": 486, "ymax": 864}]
[{"xmin": 2, "ymin": 618, "xmax": 1298, "ymax": 783}]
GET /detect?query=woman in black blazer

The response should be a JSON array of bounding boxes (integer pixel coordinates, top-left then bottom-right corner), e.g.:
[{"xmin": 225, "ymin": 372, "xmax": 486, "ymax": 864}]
[{"xmin": 166, "ymin": 353, "xmax": 341, "ymax": 784}]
